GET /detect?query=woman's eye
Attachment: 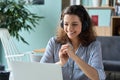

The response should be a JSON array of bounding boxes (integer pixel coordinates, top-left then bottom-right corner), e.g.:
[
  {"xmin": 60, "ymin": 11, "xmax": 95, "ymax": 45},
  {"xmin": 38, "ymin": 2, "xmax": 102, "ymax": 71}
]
[
  {"xmin": 72, "ymin": 24, "xmax": 78, "ymax": 26},
  {"xmin": 64, "ymin": 23, "xmax": 78, "ymax": 27},
  {"xmin": 64, "ymin": 24, "xmax": 68, "ymax": 26}
]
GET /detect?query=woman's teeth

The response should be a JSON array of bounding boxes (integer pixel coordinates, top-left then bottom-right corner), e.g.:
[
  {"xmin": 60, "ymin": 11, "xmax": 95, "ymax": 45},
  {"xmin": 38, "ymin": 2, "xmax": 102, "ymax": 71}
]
[{"xmin": 69, "ymin": 32, "xmax": 74, "ymax": 34}]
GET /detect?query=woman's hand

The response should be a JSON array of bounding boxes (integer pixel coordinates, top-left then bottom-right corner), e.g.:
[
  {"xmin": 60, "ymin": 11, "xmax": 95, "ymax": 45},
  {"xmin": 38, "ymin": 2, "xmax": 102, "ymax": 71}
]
[
  {"xmin": 65, "ymin": 43, "xmax": 75, "ymax": 58},
  {"xmin": 58, "ymin": 44, "xmax": 69, "ymax": 66},
  {"xmin": 58, "ymin": 43, "xmax": 75, "ymax": 66}
]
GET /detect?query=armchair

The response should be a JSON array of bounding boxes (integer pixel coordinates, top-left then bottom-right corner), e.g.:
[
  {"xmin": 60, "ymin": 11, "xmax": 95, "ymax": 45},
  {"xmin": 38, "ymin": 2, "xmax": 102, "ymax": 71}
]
[
  {"xmin": 96, "ymin": 36, "xmax": 120, "ymax": 79},
  {"xmin": 0, "ymin": 28, "xmax": 33, "ymax": 70}
]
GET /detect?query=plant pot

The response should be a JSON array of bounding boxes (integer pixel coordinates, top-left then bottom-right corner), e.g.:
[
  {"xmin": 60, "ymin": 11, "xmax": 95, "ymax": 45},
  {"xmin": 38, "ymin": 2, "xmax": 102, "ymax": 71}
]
[{"xmin": 92, "ymin": 0, "xmax": 101, "ymax": 7}]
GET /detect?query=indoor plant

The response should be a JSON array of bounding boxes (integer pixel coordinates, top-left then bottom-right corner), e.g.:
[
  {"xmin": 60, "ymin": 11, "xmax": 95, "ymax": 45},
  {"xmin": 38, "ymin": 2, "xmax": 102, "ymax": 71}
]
[{"xmin": 0, "ymin": 0, "xmax": 44, "ymax": 44}]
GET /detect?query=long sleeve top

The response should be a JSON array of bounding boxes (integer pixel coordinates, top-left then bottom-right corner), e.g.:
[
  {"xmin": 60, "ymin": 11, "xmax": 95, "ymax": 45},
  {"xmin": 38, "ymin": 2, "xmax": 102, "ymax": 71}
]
[{"xmin": 40, "ymin": 37, "xmax": 106, "ymax": 80}]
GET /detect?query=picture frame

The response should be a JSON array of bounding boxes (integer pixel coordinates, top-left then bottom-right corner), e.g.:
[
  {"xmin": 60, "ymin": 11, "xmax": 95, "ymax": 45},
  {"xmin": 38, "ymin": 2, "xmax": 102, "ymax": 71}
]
[
  {"xmin": 32, "ymin": 0, "xmax": 44, "ymax": 5},
  {"xmin": 91, "ymin": 15, "xmax": 98, "ymax": 26},
  {"xmin": 24, "ymin": 0, "xmax": 44, "ymax": 5}
]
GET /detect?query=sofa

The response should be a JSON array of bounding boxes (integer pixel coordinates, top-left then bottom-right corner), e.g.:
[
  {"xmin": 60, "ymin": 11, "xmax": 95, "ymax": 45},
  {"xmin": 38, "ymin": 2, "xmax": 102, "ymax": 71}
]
[{"xmin": 97, "ymin": 36, "xmax": 120, "ymax": 72}]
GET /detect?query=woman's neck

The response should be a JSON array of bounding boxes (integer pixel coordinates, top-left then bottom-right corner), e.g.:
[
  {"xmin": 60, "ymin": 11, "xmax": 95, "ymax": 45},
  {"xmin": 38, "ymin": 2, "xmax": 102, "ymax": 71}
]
[{"xmin": 70, "ymin": 38, "xmax": 80, "ymax": 51}]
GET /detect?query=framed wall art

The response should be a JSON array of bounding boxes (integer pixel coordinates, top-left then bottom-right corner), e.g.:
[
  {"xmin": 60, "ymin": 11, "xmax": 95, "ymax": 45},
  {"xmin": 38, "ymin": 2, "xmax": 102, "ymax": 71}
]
[
  {"xmin": 24, "ymin": 0, "xmax": 44, "ymax": 5},
  {"xmin": 32, "ymin": 0, "xmax": 44, "ymax": 4}
]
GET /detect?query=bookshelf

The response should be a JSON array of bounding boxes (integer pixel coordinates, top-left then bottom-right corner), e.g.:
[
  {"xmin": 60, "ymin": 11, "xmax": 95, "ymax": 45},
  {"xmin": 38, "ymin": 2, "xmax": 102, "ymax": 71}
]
[
  {"xmin": 86, "ymin": 6, "xmax": 115, "ymax": 16},
  {"xmin": 111, "ymin": 16, "xmax": 120, "ymax": 36},
  {"xmin": 93, "ymin": 27, "xmax": 112, "ymax": 36},
  {"xmin": 85, "ymin": 6, "xmax": 115, "ymax": 10},
  {"xmin": 86, "ymin": 6, "xmax": 115, "ymax": 36}
]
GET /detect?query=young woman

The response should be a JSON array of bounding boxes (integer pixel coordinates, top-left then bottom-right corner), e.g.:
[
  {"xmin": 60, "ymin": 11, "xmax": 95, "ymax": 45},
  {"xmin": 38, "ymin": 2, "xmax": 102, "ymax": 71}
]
[{"xmin": 40, "ymin": 5, "xmax": 106, "ymax": 80}]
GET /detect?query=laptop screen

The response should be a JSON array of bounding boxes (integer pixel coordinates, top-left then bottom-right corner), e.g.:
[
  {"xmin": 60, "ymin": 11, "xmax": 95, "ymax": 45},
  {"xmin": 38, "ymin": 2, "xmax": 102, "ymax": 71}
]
[{"xmin": 9, "ymin": 61, "xmax": 63, "ymax": 80}]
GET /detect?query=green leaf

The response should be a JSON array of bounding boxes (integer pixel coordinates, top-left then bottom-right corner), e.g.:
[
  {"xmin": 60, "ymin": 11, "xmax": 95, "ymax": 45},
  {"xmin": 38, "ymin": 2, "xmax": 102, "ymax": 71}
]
[{"xmin": 0, "ymin": 0, "xmax": 44, "ymax": 44}]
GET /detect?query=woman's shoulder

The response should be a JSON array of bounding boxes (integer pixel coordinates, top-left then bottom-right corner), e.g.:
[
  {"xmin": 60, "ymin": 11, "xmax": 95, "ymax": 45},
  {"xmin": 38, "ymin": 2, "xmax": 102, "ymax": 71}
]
[
  {"xmin": 88, "ymin": 40, "xmax": 101, "ymax": 48},
  {"xmin": 48, "ymin": 36, "xmax": 56, "ymax": 43},
  {"xmin": 49, "ymin": 36, "xmax": 56, "ymax": 41},
  {"xmin": 48, "ymin": 36, "xmax": 60, "ymax": 45},
  {"xmin": 92, "ymin": 40, "xmax": 101, "ymax": 45},
  {"xmin": 47, "ymin": 36, "xmax": 62, "ymax": 48}
]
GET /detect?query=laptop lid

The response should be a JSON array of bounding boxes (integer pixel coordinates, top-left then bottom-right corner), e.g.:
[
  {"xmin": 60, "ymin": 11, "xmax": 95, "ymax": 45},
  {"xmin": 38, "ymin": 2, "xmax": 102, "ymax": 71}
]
[{"xmin": 10, "ymin": 61, "xmax": 63, "ymax": 80}]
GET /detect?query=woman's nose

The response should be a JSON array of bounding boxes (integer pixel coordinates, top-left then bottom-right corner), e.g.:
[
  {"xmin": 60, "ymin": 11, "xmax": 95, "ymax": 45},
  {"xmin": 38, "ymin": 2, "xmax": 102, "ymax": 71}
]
[{"xmin": 67, "ymin": 25, "xmax": 73, "ymax": 31}]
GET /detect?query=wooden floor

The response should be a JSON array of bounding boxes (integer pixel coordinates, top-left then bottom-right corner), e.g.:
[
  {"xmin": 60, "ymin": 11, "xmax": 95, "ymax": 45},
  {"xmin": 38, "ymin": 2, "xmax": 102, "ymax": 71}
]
[{"xmin": 105, "ymin": 72, "xmax": 120, "ymax": 80}]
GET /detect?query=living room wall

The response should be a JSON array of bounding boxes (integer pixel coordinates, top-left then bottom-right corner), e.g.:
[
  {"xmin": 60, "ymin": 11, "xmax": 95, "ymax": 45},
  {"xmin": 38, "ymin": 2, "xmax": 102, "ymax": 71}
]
[{"xmin": 0, "ymin": 0, "xmax": 61, "ymax": 66}]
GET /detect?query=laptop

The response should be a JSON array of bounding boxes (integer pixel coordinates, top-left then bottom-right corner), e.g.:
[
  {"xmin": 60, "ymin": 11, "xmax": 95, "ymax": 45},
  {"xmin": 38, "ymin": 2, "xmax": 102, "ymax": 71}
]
[{"xmin": 9, "ymin": 61, "xmax": 63, "ymax": 80}]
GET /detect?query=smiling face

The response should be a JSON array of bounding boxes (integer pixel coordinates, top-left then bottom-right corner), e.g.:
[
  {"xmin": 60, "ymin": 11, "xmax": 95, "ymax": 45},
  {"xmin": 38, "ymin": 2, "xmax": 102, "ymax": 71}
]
[{"xmin": 63, "ymin": 14, "xmax": 82, "ymax": 41}]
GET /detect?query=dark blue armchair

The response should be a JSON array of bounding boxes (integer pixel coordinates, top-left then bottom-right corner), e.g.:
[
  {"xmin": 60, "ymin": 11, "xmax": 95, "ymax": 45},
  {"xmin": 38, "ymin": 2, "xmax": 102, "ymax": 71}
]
[
  {"xmin": 97, "ymin": 36, "xmax": 120, "ymax": 79},
  {"xmin": 97, "ymin": 36, "xmax": 120, "ymax": 72}
]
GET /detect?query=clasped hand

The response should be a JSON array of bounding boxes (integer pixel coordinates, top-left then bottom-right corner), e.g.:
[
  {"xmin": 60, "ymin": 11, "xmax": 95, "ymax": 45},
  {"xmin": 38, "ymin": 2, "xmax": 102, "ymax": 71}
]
[{"xmin": 58, "ymin": 43, "xmax": 75, "ymax": 66}]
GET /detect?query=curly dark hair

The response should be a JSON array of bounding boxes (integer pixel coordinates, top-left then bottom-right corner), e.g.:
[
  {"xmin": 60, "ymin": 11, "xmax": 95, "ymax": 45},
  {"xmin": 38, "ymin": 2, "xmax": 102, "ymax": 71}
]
[{"xmin": 56, "ymin": 5, "xmax": 96, "ymax": 46}]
